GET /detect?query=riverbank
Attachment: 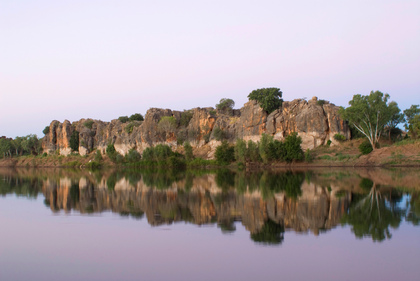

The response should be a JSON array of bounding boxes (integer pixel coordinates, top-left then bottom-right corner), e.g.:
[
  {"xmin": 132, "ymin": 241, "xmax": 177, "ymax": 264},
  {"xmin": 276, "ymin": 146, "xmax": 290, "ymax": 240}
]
[{"xmin": 1, "ymin": 139, "xmax": 420, "ymax": 168}]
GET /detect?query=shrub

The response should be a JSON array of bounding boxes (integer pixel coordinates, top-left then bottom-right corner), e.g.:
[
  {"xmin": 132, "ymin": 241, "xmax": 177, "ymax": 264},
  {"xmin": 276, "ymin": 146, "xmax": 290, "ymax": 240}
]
[
  {"xmin": 142, "ymin": 147, "xmax": 155, "ymax": 161},
  {"xmin": 234, "ymin": 139, "xmax": 247, "ymax": 163},
  {"xmin": 106, "ymin": 143, "xmax": 118, "ymax": 162},
  {"xmin": 248, "ymin": 88, "xmax": 283, "ymax": 114},
  {"xmin": 359, "ymin": 141, "xmax": 373, "ymax": 155},
  {"xmin": 118, "ymin": 116, "xmax": 129, "ymax": 123},
  {"xmin": 167, "ymin": 155, "xmax": 186, "ymax": 168},
  {"xmin": 176, "ymin": 129, "xmax": 187, "ymax": 145},
  {"xmin": 180, "ymin": 110, "xmax": 193, "ymax": 127},
  {"xmin": 84, "ymin": 120, "xmax": 94, "ymax": 129},
  {"xmin": 184, "ymin": 142, "xmax": 194, "ymax": 161},
  {"xmin": 94, "ymin": 150, "xmax": 103, "ymax": 162},
  {"xmin": 125, "ymin": 149, "xmax": 141, "ymax": 162},
  {"xmin": 246, "ymin": 140, "xmax": 260, "ymax": 162},
  {"xmin": 154, "ymin": 144, "xmax": 173, "ymax": 161},
  {"xmin": 283, "ymin": 133, "xmax": 303, "ymax": 162},
  {"xmin": 213, "ymin": 127, "xmax": 226, "ymax": 141},
  {"xmin": 125, "ymin": 122, "xmax": 138, "ymax": 134},
  {"xmin": 158, "ymin": 116, "xmax": 177, "ymax": 133},
  {"xmin": 43, "ymin": 126, "xmax": 50, "ymax": 135},
  {"xmin": 70, "ymin": 130, "xmax": 79, "ymax": 152},
  {"xmin": 305, "ymin": 149, "xmax": 314, "ymax": 162},
  {"xmin": 326, "ymin": 140, "xmax": 332, "ymax": 146},
  {"xmin": 129, "ymin": 113, "xmax": 144, "ymax": 122},
  {"xmin": 86, "ymin": 161, "xmax": 102, "ymax": 170},
  {"xmin": 209, "ymin": 110, "xmax": 217, "ymax": 116},
  {"xmin": 216, "ymin": 98, "xmax": 235, "ymax": 115},
  {"xmin": 215, "ymin": 141, "xmax": 235, "ymax": 165},
  {"xmin": 317, "ymin": 99, "xmax": 327, "ymax": 106},
  {"xmin": 334, "ymin": 133, "xmax": 346, "ymax": 142},
  {"xmin": 258, "ymin": 134, "xmax": 273, "ymax": 163}
]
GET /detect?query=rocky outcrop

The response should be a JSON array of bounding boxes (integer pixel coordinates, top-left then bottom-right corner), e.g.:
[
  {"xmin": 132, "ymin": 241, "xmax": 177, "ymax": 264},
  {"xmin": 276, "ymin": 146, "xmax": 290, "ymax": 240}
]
[{"xmin": 42, "ymin": 96, "xmax": 349, "ymax": 157}]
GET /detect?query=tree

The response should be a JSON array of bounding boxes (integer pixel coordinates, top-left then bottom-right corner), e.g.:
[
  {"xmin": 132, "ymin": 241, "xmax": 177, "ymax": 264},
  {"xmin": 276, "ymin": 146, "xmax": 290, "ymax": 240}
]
[
  {"xmin": 216, "ymin": 98, "xmax": 235, "ymax": 115},
  {"xmin": 129, "ymin": 113, "xmax": 144, "ymax": 122},
  {"xmin": 385, "ymin": 101, "xmax": 404, "ymax": 141},
  {"xmin": 70, "ymin": 131, "xmax": 79, "ymax": 152},
  {"xmin": 215, "ymin": 141, "xmax": 235, "ymax": 165},
  {"xmin": 404, "ymin": 105, "xmax": 420, "ymax": 139},
  {"xmin": 158, "ymin": 116, "xmax": 177, "ymax": 135},
  {"xmin": 339, "ymin": 91, "xmax": 395, "ymax": 150},
  {"xmin": 183, "ymin": 141, "xmax": 194, "ymax": 161},
  {"xmin": 248, "ymin": 88, "xmax": 283, "ymax": 114}
]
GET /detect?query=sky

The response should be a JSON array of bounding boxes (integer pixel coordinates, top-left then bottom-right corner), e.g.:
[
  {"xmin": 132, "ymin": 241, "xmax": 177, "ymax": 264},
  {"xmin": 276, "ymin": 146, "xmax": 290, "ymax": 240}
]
[{"xmin": 1, "ymin": 0, "xmax": 419, "ymax": 138}]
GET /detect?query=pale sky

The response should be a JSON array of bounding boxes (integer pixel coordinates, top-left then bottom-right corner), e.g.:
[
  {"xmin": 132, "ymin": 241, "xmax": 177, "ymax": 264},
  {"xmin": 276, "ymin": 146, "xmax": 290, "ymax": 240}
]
[{"xmin": 1, "ymin": 0, "xmax": 419, "ymax": 138}]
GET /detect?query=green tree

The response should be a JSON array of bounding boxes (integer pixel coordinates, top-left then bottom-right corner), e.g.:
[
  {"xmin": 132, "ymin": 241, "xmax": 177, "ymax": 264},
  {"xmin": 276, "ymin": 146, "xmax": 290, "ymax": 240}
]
[
  {"xmin": 385, "ymin": 101, "xmax": 404, "ymax": 141},
  {"xmin": 129, "ymin": 113, "xmax": 144, "ymax": 122},
  {"xmin": 250, "ymin": 219, "xmax": 284, "ymax": 245},
  {"xmin": 43, "ymin": 126, "xmax": 50, "ymax": 135},
  {"xmin": 234, "ymin": 139, "xmax": 247, "ymax": 163},
  {"xmin": 283, "ymin": 133, "xmax": 303, "ymax": 162},
  {"xmin": 216, "ymin": 98, "xmax": 235, "ymax": 115},
  {"xmin": 248, "ymin": 88, "xmax": 283, "ymax": 114},
  {"xmin": 158, "ymin": 116, "xmax": 177, "ymax": 135},
  {"xmin": 118, "ymin": 116, "xmax": 130, "ymax": 123},
  {"xmin": 404, "ymin": 105, "xmax": 420, "ymax": 139},
  {"xmin": 215, "ymin": 141, "xmax": 235, "ymax": 165},
  {"xmin": 183, "ymin": 141, "xmax": 194, "ymax": 161},
  {"xmin": 339, "ymin": 91, "xmax": 395, "ymax": 150}
]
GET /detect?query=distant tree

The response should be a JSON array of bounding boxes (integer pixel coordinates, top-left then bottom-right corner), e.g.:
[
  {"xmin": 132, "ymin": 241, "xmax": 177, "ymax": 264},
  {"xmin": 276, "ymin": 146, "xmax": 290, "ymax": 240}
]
[
  {"xmin": 129, "ymin": 113, "xmax": 144, "ymax": 122},
  {"xmin": 215, "ymin": 141, "xmax": 235, "ymax": 165},
  {"xmin": 248, "ymin": 88, "xmax": 283, "ymax": 114},
  {"xmin": 83, "ymin": 120, "xmax": 94, "ymax": 129},
  {"xmin": 234, "ymin": 139, "xmax": 247, "ymax": 163},
  {"xmin": 43, "ymin": 126, "xmax": 50, "ymax": 135},
  {"xmin": 180, "ymin": 110, "xmax": 193, "ymax": 127},
  {"xmin": 118, "ymin": 116, "xmax": 130, "ymax": 123},
  {"xmin": 385, "ymin": 101, "xmax": 404, "ymax": 141},
  {"xmin": 125, "ymin": 149, "xmax": 141, "ymax": 162},
  {"xmin": 404, "ymin": 105, "xmax": 420, "ymax": 139},
  {"xmin": 339, "ymin": 91, "xmax": 396, "ymax": 150},
  {"xmin": 158, "ymin": 116, "xmax": 177, "ymax": 135},
  {"xmin": 183, "ymin": 141, "xmax": 194, "ymax": 161},
  {"xmin": 250, "ymin": 219, "xmax": 284, "ymax": 245},
  {"xmin": 216, "ymin": 98, "xmax": 235, "ymax": 115}
]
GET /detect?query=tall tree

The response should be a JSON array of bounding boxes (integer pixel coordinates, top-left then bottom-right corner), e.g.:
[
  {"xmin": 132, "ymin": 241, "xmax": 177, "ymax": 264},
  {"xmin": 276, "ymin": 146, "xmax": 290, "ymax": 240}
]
[
  {"xmin": 385, "ymin": 101, "xmax": 404, "ymax": 141},
  {"xmin": 339, "ymin": 91, "xmax": 395, "ymax": 150},
  {"xmin": 404, "ymin": 105, "xmax": 420, "ymax": 139}
]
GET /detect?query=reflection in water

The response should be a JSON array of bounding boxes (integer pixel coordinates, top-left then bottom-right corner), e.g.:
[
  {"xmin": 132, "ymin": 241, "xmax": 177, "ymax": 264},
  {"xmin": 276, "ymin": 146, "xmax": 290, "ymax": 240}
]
[{"xmin": 1, "ymin": 167, "xmax": 419, "ymax": 244}]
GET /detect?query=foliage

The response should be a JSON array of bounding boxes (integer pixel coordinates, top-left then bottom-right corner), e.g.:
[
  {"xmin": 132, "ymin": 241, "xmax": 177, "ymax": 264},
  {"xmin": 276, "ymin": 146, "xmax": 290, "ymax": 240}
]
[
  {"xmin": 158, "ymin": 116, "xmax": 177, "ymax": 133},
  {"xmin": 125, "ymin": 122, "xmax": 139, "ymax": 134},
  {"xmin": 94, "ymin": 150, "xmax": 103, "ymax": 162},
  {"xmin": 258, "ymin": 134, "xmax": 273, "ymax": 163},
  {"xmin": 385, "ymin": 101, "xmax": 404, "ymax": 141},
  {"xmin": 404, "ymin": 105, "xmax": 420, "ymax": 139},
  {"xmin": 333, "ymin": 133, "xmax": 346, "ymax": 141},
  {"xmin": 234, "ymin": 139, "xmax": 247, "ymax": 163},
  {"xmin": 305, "ymin": 149, "xmax": 314, "ymax": 162},
  {"xmin": 154, "ymin": 144, "xmax": 173, "ymax": 161},
  {"xmin": 176, "ymin": 129, "xmax": 186, "ymax": 145},
  {"xmin": 250, "ymin": 219, "xmax": 284, "ymax": 245},
  {"xmin": 216, "ymin": 98, "xmax": 235, "ymax": 115},
  {"xmin": 317, "ymin": 99, "xmax": 327, "ymax": 106},
  {"xmin": 359, "ymin": 141, "xmax": 373, "ymax": 155},
  {"xmin": 43, "ymin": 126, "xmax": 50, "ymax": 135},
  {"xmin": 86, "ymin": 161, "xmax": 102, "ymax": 170},
  {"xmin": 118, "ymin": 116, "xmax": 130, "ymax": 123},
  {"xmin": 248, "ymin": 87, "xmax": 283, "ymax": 114},
  {"xmin": 183, "ymin": 142, "xmax": 194, "ymax": 161},
  {"xmin": 246, "ymin": 140, "xmax": 260, "ymax": 162},
  {"xmin": 180, "ymin": 110, "xmax": 193, "ymax": 127},
  {"xmin": 125, "ymin": 149, "xmax": 141, "ymax": 163},
  {"xmin": 83, "ymin": 120, "xmax": 94, "ymax": 129},
  {"xmin": 106, "ymin": 143, "xmax": 118, "ymax": 162},
  {"xmin": 215, "ymin": 141, "xmax": 235, "ymax": 165},
  {"xmin": 339, "ymin": 91, "xmax": 397, "ymax": 149},
  {"xmin": 326, "ymin": 139, "xmax": 332, "ymax": 146},
  {"xmin": 69, "ymin": 130, "xmax": 79, "ymax": 152},
  {"xmin": 142, "ymin": 147, "xmax": 154, "ymax": 161},
  {"xmin": 283, "ymin": 133, "xmax": 304, "ymax": 162},
  {"xmin": 129, "ymin": 113, "xmax": 144, "ymax": 122},
  {"xmin": 213, "ymin": 127, "xmax": 227, "ymax": 141}
]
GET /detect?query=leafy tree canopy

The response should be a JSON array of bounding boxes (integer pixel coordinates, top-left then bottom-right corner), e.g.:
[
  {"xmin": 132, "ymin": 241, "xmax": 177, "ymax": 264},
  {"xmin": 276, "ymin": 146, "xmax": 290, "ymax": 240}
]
[
  {"xmin": 404, "ymin": 105, "xmax": 420, "ymax": 139},
  {"xmin": 339, "ymin": 91, "xmax": 398, "ymax": 149},
  {"xmin": 248, "ymin": 88, "xmax": 283, "ymax": 114},
  {"xmin": 216, "ymin": 98, "xmax": 235, "ymax": 114}
]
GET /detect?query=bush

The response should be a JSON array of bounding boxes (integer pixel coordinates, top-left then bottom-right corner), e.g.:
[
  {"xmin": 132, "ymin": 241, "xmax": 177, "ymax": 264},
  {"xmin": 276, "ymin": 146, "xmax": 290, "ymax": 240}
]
[
  {"xmin": 176, "ymin": 129, "xmax": 187, "ymax": 145},
  {"xmin": 213, "ymin": 127, "xmax": 226, "ymax": 141},
  {"xmin": 216, "ymin": 98, "xmax": 235, "ymax": 115},
  {"xmin": 326, "ymin": 140, "xmax": 332, "ymax": 146},
  {"xmin": 106, "ymin": 143, "xmax": 118, "ymax": 162},
  {"xmin": 334, "ymin": 134, "xmax": 346, "ymax": 142},
  {"xmin": 154, "ymin": 144, "xmax": 173, "ymax": 161},
  {"xmin": 248, "ymin": 88, "xmax": 283, "ymax": 114},
  {"xmin": 43, "ymin": 126, "xmax": 50, "ymax": 135},
  {"xmin": 215, "ymin": 141, "xmax": 235, "ymax": 165},
  {"xmin": 283, "ymin": 133, "xmax": 303, "ymax": 162},
  {"xmin": 180, "ymin": 110, "xmax": 193, "ymax": 127},
  {"xmin": 167, "ymin": 155, "xmax": 186, "ymax": 168},
  {"xmin": 246, "ymin": 140, "xmax": 260, "ymax": 162},
  {"xmin": 125, "ymin": 122, "xmax": 138, "ymax": 134},
  {"xmin": 94, "ymin": 150, "xmax": 103, "ymax": 162},
  {"xmin": 118, "ymin": 116, "xmax": 129, "ymax": 123},
  {"xmin": 86, "ymin": 161, "xmax": 102, "ymax": 170},
  {"xmin": 305, "ymin": 149, "xmax": 314, "ymax": 162},
  {"xmin": 259, "ymin": 134, "xmax": 273, "ymax": 163},
  {"xmin": 125, "ymin": 149, "xmax": 141, "ymax": 162},
  {"xmin": 317, "ymin": 99, "xmax": 327, "ymax": 106},
  {"xmin": 129, "ymin": 113, "xmax": 144, "ymax": 122},
  {"xmin": 158, "ymin": 116, "xmax": 177, "ymax": 133},
  {"xmin": 234, "ymin": 139, "xmax": 247, "ymax": 163},
  {"xmin": 359, "ymin": 141, "xmax": 373, "ymax": 155},
  {"xmin": 142, "ymin": 147, "xmax": 155, "ymax": 161},
  {"xmin": 184, "ymin": 142, "xmax": 194, "ymax": 161},
  {"xmin": 84, "ymin": 120, "xmax": 94, "ymax": 129}
]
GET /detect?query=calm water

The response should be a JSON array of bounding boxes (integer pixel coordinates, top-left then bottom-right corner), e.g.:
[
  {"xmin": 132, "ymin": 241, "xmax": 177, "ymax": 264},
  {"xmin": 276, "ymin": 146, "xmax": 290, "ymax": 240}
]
[{"xmin": 1, "ymin": 167, "xmax": 419, "ymax": 281}]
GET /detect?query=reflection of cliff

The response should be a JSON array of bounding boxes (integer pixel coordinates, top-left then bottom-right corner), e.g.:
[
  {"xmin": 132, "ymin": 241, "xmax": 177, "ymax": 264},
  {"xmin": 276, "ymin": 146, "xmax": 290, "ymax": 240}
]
[{"xmin": 42, "ymin": 174, "xmax": 350, "ymax": 235}]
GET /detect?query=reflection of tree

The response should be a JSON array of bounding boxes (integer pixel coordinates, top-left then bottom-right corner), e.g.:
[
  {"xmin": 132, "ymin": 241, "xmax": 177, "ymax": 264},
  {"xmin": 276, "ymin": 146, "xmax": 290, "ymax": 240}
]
[
  {"xmin": 341, "ymin": 182, "xmax": 402, "ymax": 242},
  {"xmin": 218, "ymin": 220, "xmax": 236, "ymax": 234},
  {"xmin": 406, "ymin": 193, "xmax": 420, "ymax": 226},
  {"xmin": 251, "ymin": 219, "xmax": 284, "ymax": 245}
]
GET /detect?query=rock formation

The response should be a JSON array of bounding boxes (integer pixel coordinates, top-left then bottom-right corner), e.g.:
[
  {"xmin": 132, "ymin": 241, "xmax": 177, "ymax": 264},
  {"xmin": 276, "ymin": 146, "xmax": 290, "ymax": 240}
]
[{"xmin": 42, "ymin": 96, "xmax": 350, "ymax": 158}]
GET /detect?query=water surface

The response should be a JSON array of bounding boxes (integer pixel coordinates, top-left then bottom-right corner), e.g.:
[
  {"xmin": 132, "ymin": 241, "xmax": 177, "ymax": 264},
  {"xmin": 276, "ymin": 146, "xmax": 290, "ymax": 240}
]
[{"xmin": 1, "ymin": 168, "xmax": 419, "ymax": 281}]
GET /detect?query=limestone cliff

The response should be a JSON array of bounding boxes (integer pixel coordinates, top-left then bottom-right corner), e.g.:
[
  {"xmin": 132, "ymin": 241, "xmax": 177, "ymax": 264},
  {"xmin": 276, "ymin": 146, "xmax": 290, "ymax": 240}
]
[{"xmin": 42, "ymin": 96, "xmax": 349, "ymax": 158}]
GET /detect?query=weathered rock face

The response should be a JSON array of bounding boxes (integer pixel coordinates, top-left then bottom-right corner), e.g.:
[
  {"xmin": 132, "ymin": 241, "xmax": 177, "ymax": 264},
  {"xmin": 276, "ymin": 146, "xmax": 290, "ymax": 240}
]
[{"xmin": 42, "ymin": 97, "xmax": 349, "ymax": 157}]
